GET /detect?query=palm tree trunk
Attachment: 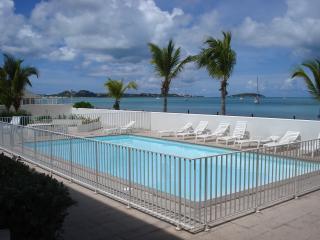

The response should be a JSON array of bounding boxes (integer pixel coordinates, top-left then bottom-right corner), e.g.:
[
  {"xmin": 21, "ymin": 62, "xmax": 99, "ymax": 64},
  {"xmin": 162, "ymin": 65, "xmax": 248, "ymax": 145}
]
[
  {"xmin": 163, "ymin": 93, "xmax": 168, "ymax": 112},
  {"xmin": 113, "ymin": 100, "xmax": 120, "ymax": 110},
  {"xmin": 220, "ymin": 79, "xmax": 227, "ymax": 115},
  {"xmin": 13, "ymin": 97, "xmax": 21, "ymax": 112},
  {"xmin": 162, "ymin": 79, "xmax": 169, "ymax": 112}
]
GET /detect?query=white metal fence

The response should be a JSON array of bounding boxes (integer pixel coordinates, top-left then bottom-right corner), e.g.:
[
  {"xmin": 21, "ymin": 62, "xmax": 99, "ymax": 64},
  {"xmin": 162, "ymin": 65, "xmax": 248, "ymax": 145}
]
[{"xmin": 0, "ymin": 121, "xmax": 320, "ymax": 232}]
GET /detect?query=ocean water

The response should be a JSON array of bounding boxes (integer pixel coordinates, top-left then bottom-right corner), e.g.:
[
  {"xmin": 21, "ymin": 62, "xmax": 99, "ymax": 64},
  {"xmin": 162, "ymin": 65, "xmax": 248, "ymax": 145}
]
[{"xmin": 57, "ymin": 97, "xmax": 320, "ymax": 120}]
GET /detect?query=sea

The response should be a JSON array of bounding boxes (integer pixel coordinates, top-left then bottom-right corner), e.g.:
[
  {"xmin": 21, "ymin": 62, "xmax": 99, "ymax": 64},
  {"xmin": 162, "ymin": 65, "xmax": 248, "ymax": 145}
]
[{"xmin": 56, "ymin": 97, "xmax": 320, "ymax": 120}]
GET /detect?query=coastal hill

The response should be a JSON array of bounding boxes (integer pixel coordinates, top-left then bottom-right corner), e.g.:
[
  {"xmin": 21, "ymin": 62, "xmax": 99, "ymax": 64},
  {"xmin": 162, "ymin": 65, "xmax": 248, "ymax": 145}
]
[
  {"xmin": 44, "ymin": 90, "xmax": 203, "ymax": 98},
  {"xmin": 229, "ymin": 93, "xmax": 265, "ymax": 98}
]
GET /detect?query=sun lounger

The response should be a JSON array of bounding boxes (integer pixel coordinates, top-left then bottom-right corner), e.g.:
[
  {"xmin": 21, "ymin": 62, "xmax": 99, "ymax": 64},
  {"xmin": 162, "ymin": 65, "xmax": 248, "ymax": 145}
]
[
  {"xmin": 119, "ymin": 121, "xmax": 135, "ymax": 134},
  {"xmin": 264, "ymin": 131, "xmax": 301, "ymax": 152},
  {"xmin": 176, "ymin": 121, "xmax": 209, "ymax": 139},
  {"xmin": 299, "ymin": 133, "xmax": 320, "ymax": 157},
  {"xmin": 3, "ymin": 116, "xmax": 21, "ymax": 132},
  {"xmin": 10, "ymin": 116, "xmax": 21, "ymax": 125},
  {"xmin": 195, "ymin": 122, "xmax": 230, "ymax": 142},
  {"xmin": 158, "ymin": 122, "xmax": 192, "ymax": 137},
  {"xmin": 103, "ymin": 127, "xmax": 119, "ymax": 135},
  {"xmin": 217, "ymin": 121, "xmax": 247, "ymax": 145},
  {"xmin": 235, "ymin": 136, "xmax": 274, "ymax": 149}
]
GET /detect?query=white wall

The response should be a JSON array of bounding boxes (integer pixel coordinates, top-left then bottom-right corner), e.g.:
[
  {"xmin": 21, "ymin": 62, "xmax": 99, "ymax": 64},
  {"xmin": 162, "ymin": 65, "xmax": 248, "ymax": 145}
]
[
  {"xmin": 69, "ymin": 108, "xmax": 320, "ymax": 140},
  {"xmin": 21, "ymin": 104, "xmax": 72, "ymax": 116},
  {"xmin": 150, "ymin": 112, "xmax": 320, "ymax": 141}
]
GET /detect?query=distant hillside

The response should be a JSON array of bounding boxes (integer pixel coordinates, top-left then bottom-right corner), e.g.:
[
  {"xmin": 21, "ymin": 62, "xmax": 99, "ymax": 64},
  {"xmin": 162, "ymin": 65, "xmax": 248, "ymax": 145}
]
[
  {"xmin": 229, "ymin": 93, "xmax": 265, "ymax": 98},
  {"xmin": 44, "ymin": 90, "xmax": 203, "ymax": 98}
]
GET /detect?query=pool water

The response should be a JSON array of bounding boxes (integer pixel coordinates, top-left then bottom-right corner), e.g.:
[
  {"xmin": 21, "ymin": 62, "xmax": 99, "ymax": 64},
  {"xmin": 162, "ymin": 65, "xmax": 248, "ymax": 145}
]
[
  {"xmin": 93, "ymin": 135, "xmax": 232, "ymax": 158},
  {"xmin": 28, "ymin": 135, "xmax": 320, "ymax": 201}
]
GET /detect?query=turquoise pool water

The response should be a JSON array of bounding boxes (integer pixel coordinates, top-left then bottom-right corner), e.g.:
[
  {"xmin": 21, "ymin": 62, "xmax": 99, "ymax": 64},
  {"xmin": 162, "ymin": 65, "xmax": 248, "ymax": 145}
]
[
  {"xmin": 93, "ymin": 135, "xmax": 231, "ymax": 158},
  {"xmin": 28, "ymin": 135, "xmax": 320, "ymax": 201}
]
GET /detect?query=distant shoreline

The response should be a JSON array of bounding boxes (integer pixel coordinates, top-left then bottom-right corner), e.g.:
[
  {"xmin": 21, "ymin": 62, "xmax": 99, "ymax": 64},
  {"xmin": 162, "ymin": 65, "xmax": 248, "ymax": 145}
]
[{"xmin": 43, "ymin": 90, "xmax": 204, "ymax": 98}]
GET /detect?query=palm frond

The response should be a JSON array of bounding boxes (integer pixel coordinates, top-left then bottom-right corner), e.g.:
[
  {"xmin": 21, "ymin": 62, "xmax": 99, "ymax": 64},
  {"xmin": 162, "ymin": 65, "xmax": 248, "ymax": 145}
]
[
  {"xmin": 148, "ymin": 40, "xmax": 192, "ymax": 97},
  {"xmin": 292, "ymin": 60, "xmax": 320, "ymax": 101}
]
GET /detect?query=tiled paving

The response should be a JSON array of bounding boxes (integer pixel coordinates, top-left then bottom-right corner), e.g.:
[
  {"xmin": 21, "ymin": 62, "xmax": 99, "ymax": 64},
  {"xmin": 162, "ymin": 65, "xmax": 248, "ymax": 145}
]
[{"xmin": 60, "ymin": 172, "xmax": 320, "ymax": 240}]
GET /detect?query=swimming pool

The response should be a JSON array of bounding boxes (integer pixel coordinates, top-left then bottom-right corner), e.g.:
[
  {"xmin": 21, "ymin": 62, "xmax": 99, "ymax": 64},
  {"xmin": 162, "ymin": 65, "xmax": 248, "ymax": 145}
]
[{"xmin": 29, "ymin": 135, "xmax": 320, "ymax": 201}]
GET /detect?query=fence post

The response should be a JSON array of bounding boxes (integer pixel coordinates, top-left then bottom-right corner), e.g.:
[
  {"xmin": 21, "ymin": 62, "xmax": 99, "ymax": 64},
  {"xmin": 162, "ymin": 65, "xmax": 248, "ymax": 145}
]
[
  {"xmin": 204, "ymin": 157, "xmax": 209, "ymax": 231},
  {"xmin": 69, "ymin": 137, "xmax": 73, "ymax": 182},
  {"xmin": 127, "ymin": 147, "xmax": 132, "ymax": 209},
  {"xmin": 95, "ymin": 141, "xmax": 99, "ymax": 193},
  {"xmin": 294, "ymin": 158, "xmax": 298, "ymax": 199},
  {"xmin": 176, "ymin": 157, "xmax": 182, "ymax": 231},
  {"xmin": 34, "ymin": 129, "xmax": 37, "ymax": 160},
  {"xmin": 255, "ymin": 149, "xmax": 260, "ymax": 212},
  {"xmin": 21, "ymin": 126, "xmax": 24, "ymax": 154},
  {"xmin": 50, "ymin": 132, "xmax": 53, "ymax": 176}
]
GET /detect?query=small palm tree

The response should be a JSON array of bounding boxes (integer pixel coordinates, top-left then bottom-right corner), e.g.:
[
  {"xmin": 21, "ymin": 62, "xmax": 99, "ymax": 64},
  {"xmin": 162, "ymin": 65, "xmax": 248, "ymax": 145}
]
[
  {"xmin": 292, "ymin": 59, "xmax": 320, "ymax": 101},
  {"xmin": 0, "ymin": 54, "xmax": 39, "ymax": 112},
  {"xmin": 104, "ymin": 79, "xmax": 137, "ymax": 110},
  {"xmin": 148, "ymin": 40, "xmax": 192, "ymax": 112},
  {"xmin": 195, "ymin": 31, "xmax": 236, "ymax": 115}
]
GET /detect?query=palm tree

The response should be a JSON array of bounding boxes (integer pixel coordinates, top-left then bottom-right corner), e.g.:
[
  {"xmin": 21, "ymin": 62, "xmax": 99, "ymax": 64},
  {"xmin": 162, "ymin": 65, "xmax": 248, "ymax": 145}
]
[
  {"xmin": 292, "ymin": 59, "xmax": 320, "ymax": 101},
  {"xmin": 0, "ymin": 54, "xmax": 39, "ymax": 112},
  {"xmin": 0, "ymin": 69, "xmax": 13, "ymax": 112},
  {"xmin": 148, "ymin": 40, "xmax": 192, "ymax": 112},
  {"xmin": 104, "ymin": 79, "xmax": 137, "ymax": 110},
  {"xmin": 194, "ymin": 31, "xmax": 236, "ymax": 115}
]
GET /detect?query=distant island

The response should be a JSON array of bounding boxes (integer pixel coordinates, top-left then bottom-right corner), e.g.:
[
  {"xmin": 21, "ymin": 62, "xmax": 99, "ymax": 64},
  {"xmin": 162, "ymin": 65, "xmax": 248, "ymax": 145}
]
[
  {"xmin": 43, "ymin": 90, "xmax": 204, "ymax": 98},
  {"xmin": 229, "ymin": 93, "xmax": 265, "ymax": 98}
]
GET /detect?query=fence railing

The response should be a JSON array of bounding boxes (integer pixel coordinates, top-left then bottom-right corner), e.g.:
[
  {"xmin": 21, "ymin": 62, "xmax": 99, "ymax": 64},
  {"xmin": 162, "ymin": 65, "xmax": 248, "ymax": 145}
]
[{"xmin": 0, "ymin": 120, "xmax": 320, "ymax": 232}]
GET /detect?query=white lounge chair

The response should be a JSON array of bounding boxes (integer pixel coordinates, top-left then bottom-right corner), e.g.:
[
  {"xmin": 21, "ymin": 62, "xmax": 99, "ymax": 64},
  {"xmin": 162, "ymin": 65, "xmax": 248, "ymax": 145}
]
[
  {"xmin": 3, "ymin": 116, "xmax": 22, "ymax": 133},
  {"xmin": 264, "ymin": 131, "xmax": 301, "ymax": 152},
  {"xmin": 217, "ymin": 121, "xmax": 247, "ymax": 145},
  {"xmin": 119, "ymin": 121, "xmax": 135, "ymax": 134},
  {"xmin": 10, "ymin": 116, "xmax": 21, "ymax": 125},
  {"xmin": 235, "ymin": 136, "xmax": 274, "ymax": 149},
  {"xmin": 299, "ymin": 133, "xmax": 320, "ymax": 157},
  {"xmin": 103, "ymin": 127, "xmax": 119, "ymax": 135},
  {"xmin": 176, "ymin": 121, "xmax": 209, "ymax": 139},
  {"xmin": 195, "ymin": 122, "xmax": 230, "ymax": 142},
  {"xmin": 158, "ymin": 122, "xmax": 193, "ymax": 137}
]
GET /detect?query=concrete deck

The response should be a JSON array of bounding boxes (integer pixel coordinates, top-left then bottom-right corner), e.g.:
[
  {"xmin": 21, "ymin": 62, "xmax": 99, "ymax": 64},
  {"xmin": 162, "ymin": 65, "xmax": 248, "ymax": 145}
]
[{"xmin": 60, "ymin": 172, "xmax": 320, "ymax": 240}]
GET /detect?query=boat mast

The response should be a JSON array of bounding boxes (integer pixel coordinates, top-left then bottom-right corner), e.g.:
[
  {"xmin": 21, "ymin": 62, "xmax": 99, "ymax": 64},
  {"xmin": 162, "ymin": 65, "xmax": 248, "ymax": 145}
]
[{"xmin": 255, "ymin": 76, "xmax": 260, "ymax": 104}]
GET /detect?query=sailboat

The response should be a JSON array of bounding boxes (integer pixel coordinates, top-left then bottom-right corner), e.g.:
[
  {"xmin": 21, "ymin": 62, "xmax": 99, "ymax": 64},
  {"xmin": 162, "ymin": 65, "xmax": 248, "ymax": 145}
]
[{"xmin": 254, "ymin": 77, "xmax": 260, "ymax": 104}]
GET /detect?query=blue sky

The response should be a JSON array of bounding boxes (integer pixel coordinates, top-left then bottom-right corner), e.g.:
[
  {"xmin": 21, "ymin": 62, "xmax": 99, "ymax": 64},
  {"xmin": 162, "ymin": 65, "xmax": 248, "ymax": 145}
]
[{"xmin": 1, "ymin": 0, "xmax": 319, "ymax": 96}]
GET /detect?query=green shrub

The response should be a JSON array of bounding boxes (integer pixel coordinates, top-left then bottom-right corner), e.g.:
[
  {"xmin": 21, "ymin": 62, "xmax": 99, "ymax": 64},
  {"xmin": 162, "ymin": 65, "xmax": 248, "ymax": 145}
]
[
  {"xmin": 73, "ymin": 101, "xmax": 94, "ymax": 108},
  {"xmin": 0, "ymin": 110, "xmax": 31, "ymax": 118},
  {"xmin": 81, "ymin": 117, "xmax": 100, "ymax": 125},
  {"xmin": 0, "ymin": 154, "xmax": 76, "ymax": 240}
]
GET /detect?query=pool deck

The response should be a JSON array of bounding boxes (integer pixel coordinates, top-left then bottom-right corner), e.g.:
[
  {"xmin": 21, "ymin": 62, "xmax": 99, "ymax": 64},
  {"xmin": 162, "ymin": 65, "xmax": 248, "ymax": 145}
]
[
  {"xmin": 6, "ymin": 143, "xmax": 320, "ymax": 240},
  {"xmin": 56, "ymin": 168, "xmax": 320, "ymax": 240}
]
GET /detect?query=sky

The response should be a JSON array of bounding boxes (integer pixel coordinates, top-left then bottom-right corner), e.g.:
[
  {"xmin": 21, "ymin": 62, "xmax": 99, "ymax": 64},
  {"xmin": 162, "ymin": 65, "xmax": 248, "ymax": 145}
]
[{"xmin": 0, "ymin": 0, "xmax": 319, "ymax": 97}]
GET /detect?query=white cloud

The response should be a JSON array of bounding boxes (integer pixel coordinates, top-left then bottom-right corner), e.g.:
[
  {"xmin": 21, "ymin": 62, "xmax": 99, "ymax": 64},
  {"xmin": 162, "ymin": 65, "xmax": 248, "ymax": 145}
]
[
  {"xmin": 235, "ymin": 0, "xmax": 320, "ymax": 54},
  {"xmin": 48, "ymin": 47, "xmax": 77, "ymax": 61}
]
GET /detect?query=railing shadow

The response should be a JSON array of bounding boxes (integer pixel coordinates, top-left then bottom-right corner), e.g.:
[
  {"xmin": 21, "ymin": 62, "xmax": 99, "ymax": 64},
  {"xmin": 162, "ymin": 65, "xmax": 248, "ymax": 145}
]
[{"xmin": 63, "ymin": 184, "xmax": 185, "ymax": 240}]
